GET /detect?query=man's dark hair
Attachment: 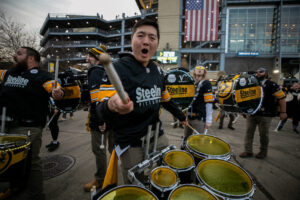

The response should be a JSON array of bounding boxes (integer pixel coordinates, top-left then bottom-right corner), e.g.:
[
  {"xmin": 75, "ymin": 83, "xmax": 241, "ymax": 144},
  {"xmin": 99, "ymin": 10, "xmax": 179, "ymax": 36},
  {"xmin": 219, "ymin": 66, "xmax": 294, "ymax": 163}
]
[
  {"xmin": 21, "ymin": 46, "xmax": 41, "ymax": 62},
  {"xmin": 132, "ymin": 18, "xmax": 160, "ymax": 41}
]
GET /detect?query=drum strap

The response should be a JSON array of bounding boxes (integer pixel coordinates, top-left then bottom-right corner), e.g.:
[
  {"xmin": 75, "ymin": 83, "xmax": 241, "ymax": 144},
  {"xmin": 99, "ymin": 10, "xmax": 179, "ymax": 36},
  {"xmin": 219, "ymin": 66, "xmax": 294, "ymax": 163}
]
[{"xmin": 186, "ymin": 80, "xmax": 204, "ymax": 116}]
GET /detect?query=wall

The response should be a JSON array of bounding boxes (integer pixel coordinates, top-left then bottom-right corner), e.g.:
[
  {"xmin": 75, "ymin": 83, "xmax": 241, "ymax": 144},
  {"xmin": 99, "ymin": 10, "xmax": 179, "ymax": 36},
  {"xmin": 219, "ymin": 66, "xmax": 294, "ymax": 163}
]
[{"xmin": 157, "ymin": 0, "xmax": 180, "ymax": 51}]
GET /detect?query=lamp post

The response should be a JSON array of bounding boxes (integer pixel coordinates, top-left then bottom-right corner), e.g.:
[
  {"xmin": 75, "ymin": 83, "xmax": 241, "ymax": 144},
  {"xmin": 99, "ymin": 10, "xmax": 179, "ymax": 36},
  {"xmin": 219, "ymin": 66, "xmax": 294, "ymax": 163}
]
[{"xmin": 47, "ymin": 54, "xmax": 51, "ymax": 72}]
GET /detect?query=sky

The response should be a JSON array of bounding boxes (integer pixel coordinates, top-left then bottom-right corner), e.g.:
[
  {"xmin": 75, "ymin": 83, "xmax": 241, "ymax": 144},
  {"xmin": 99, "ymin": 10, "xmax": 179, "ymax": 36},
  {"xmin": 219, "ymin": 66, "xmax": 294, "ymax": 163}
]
[{"xmin": 0, "ymin": 0, "xmax": 140, "ymax": 31}]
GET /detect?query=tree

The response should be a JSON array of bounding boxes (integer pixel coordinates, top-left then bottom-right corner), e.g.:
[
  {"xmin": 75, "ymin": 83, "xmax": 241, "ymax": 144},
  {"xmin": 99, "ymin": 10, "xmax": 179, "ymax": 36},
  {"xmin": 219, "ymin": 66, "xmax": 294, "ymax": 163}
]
[{"xmin": 0, "ymin": 9, "xmax": 40, "ymax": 62}]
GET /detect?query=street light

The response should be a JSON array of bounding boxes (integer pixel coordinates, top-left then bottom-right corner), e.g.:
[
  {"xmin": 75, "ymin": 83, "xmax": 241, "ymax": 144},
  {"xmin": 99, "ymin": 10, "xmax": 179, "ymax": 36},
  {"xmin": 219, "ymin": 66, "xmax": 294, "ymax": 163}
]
[{"xmin": 47, "ymin": 54, "xmax": 51, "ymax": 72}]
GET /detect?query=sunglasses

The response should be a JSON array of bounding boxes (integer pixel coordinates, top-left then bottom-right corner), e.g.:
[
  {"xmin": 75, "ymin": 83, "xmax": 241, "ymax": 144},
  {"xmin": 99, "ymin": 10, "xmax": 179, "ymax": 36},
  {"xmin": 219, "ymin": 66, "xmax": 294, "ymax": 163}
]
[
  {"xmin": 256, "ymin": 70, "xmax": 265, "ymax": 73},
  {"xmin": 195, "ymin": 66, "xmax": 205, "ymax": 70}
]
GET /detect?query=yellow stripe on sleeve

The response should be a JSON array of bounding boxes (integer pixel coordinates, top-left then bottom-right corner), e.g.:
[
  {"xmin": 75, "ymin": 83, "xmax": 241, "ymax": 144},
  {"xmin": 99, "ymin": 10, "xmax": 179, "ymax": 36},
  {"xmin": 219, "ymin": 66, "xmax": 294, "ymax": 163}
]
[
  {"xmin": 42, "ymin": 80, "xmax": 61, "ymax": 93},
  {"xmin": 0, "ymin": 70, "xmax": 7, "ymax": 82},
  {"xmin": 273, "ymin": 90, "xmax": 285, "ymax": 99},
  {"xmin": 98, "ymin": 84, "xmax": 116, "ymax": 102},
  {"xmin": 161, "ymin": 89, "xmax": 171, "ymax": 102},
  {"xmin": 204, "ymin": 92, "xmax": 214, "ymax": 103}
]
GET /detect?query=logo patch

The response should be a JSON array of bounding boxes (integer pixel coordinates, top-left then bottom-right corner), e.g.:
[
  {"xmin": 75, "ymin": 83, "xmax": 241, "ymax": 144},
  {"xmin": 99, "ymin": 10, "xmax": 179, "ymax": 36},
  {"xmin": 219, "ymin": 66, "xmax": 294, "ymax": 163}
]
[{"xmin": 30, "ymin": 69, "xmax": 38, "ymax": 74}]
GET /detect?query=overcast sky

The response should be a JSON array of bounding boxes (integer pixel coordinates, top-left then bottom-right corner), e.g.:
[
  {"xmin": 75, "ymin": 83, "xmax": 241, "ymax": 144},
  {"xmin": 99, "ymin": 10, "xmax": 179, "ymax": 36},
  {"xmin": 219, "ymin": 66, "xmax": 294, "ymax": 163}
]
[{"xmin": 0, "ymin": 0, "xmax": 140, "ymax": 31}]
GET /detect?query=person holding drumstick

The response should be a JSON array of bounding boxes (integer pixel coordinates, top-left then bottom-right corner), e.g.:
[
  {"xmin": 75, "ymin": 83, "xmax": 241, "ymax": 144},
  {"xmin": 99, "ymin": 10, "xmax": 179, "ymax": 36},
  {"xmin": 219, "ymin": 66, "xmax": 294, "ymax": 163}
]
[
  {"xmin": 240, "ymin": 67, "xmax": 286, "ymax": 159},
  {"xmin": 83, "ymin": 45, "xmax": 114, "ymax": 192},
  {"xmin": 0, "ymin": 47, "xmax": 64, "ymax": 200},
  {"xmin": 96, "ymin": 19, "xmax": 187, "ymax": 184},
  {"xmin": 184, "ymin": 65, "xmax": 214, "ymax": 137}
]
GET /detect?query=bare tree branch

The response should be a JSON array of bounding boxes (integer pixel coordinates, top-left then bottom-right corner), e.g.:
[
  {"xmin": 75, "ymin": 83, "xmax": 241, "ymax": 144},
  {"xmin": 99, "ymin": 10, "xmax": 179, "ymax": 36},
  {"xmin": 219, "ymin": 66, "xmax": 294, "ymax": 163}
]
[{"xmin": 0, "ymin": 9, "xmax": 40, "ymax": 62}]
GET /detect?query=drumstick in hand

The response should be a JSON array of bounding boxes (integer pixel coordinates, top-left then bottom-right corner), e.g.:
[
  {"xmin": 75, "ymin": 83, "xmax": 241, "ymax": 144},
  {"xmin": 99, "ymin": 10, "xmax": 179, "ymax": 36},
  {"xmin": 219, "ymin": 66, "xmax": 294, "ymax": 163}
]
[{"xmin": 99, "ymin": 53, "xmax": 127, "ymax": 104}]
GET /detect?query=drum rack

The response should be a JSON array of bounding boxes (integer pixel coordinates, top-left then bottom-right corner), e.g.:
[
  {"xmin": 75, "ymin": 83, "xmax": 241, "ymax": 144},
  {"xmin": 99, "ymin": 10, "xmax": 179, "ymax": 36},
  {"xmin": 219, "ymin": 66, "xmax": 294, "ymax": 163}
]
[{"xmin": 127, "ymin": 145, "xmax": 176, "ymax": 187}]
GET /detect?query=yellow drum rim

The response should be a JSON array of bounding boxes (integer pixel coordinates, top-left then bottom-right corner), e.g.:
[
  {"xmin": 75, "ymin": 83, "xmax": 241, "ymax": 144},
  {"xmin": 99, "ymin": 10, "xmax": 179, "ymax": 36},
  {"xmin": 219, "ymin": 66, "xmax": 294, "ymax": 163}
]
[
  {"xmin": 197, "ymin": 159, "xmax": 253, "ymax": 197},
  {"xmin": 151, "ymin": 167, "xmax": 178, "ymax": 188},
  {"xmin": 169, "ymin": 184, "xmax": 217, "ymax": 200},
  {"xmin": 164, "ymin": 150, "xmax": 194, "ymax": 169},
  {"xmin": 187, "ymin": 135, "xmax": 230, "ymax": 156},
  {"xmin": 99, "ymin": 185, "xmax": 158, "ymax": 200}
]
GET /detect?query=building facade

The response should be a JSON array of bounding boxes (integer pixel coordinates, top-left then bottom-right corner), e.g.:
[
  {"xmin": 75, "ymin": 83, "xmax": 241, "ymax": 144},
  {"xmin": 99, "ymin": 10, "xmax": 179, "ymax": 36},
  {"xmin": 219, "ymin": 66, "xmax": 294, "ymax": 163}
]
[{"xmin": 39, "ymin": 0, "xmax": 300, "ymax": 81}]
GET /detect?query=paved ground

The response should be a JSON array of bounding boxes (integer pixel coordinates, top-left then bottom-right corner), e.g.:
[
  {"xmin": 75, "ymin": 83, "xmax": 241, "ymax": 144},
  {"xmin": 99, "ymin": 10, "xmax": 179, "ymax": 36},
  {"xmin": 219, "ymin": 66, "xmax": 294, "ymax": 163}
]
[{"xmin": 6, "ymin": 108, "xmax": 300, "ymax": 199}]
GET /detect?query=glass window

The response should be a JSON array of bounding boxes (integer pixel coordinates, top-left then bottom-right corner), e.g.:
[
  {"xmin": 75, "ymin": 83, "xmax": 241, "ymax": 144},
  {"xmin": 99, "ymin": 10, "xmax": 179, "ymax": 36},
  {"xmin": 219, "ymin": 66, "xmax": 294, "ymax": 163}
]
[{"xmin": 227, "ymin": 7, "xmax": 276, "ymax": 53}]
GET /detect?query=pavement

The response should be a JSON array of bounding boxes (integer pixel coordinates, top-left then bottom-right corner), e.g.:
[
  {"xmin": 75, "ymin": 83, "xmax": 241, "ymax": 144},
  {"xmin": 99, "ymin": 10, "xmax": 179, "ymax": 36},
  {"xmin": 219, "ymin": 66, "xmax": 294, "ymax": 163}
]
[{"xmin": 6, "ymin": 109, "xmax": 300, "ymax": 200}]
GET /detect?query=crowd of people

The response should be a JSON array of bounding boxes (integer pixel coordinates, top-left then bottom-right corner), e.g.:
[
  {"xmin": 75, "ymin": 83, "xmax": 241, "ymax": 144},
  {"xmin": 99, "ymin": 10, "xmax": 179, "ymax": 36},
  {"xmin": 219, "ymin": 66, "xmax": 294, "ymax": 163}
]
[{"xmin": 0, "ymin": 18, "xmax": 299, "ymax": 199}]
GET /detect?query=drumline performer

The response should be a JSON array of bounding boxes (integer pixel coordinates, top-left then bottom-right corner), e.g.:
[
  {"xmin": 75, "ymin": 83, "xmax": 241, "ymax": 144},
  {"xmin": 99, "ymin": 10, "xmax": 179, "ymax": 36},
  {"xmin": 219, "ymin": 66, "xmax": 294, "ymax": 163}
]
[
  {"xmin": 96, "ymin": 19, "xmax": 187, "ymax": 184},
  {"xmin": 184, "ymin": 65, "xmax": 214, "ymax": 137},
  {"xmin": 0, "ymin": 47, "xmax": 64, "ymax": 200},
  {"xmin": 275, "ymin": 82, "xmax": 300, "ymax": 133},
  {"xmin": 240, "ymin": 67, "xmax": 286, "ymax": 159},
  {"xmin": 83, "ymin": 45, "xmax": 114, "ymax": 192}
]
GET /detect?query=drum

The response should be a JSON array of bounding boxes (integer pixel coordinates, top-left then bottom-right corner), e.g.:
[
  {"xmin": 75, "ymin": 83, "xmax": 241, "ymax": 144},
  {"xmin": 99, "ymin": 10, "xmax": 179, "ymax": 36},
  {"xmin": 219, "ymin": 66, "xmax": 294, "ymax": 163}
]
[
  {"xmin": 150, "ymin": 166, "xmax": 179, "ymax": 200},
  {"xmin": 163, "ymin": 150, "xmax": 195, "ymax": 183},
  {"xmin": 51, "ymin": 71, "xmax": 81, "ymax": 113},
  {"xmin": 97, "ymin": 185, "xmax": 158, "ymax": 200},
  {"xmin": 168, "ymin": 184, "xmax": 218, "ymax": 200},
  {"xmin": 217, "ymin": 72, "xmax": 263, "ymax": 114},
  {"xmin": 186, "ymin": 134, "xmax": 231, "ymax": 164},
  {"xmin": 0, "ymin": 134, "xmax": 31, "ymax": 178},
  {"xmin": 196, "ymin": 159, "xmax": 255, "ymax": 199},
  {"xmin": 165, "ymin": 70, "xmax": 195, "ymax": 109}
]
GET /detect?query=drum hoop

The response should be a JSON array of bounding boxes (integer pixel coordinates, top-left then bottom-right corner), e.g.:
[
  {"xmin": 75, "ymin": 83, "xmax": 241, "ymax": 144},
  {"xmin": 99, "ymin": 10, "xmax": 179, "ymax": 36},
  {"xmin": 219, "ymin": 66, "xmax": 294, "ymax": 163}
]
[
  {"xmin": 97, "ymin": 185, "xmax": 158, "ymax": 200},
  {"xmin": 150, "ymin": 166, "xmax": 180, "ymax": 192},
  {"xmin": 168, "ymin": 184, "xmax": 218, "ymax": 200},
  {"xmin": 163, "ymin": 149, "xmax": 195, "ymax": 171},
  {"xmin": 186, "ymin": 134, "xmax": 231, "ymax": 158},
  {"xmin": 0, "ymin": 135, "xmax": 30, "ymax": 151},
  {"xmin": 195, "ymin": 159, "xmax": 255, "ymax": 199}
]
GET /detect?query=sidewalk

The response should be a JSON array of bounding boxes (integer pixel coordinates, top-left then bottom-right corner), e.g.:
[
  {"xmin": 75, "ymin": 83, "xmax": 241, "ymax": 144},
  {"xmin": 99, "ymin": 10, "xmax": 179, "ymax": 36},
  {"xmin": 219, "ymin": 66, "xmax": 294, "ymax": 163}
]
[{"xmin": 31, "ymin": 109, "xmax": 300, "ymax": 199}]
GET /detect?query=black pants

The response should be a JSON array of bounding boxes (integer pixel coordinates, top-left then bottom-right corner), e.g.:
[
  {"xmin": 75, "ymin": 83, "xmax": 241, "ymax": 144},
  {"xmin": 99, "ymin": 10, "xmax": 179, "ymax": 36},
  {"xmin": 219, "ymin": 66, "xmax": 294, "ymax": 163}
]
[{"xmin": 48, "ymin": 110, "xmax": 61, "ymax": 141}]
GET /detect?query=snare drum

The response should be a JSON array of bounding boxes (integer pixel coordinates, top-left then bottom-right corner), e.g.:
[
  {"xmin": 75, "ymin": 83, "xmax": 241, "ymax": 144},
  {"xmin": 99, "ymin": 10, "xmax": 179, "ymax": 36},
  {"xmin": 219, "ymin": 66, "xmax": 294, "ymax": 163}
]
[
  {"xmin": 163, "ymin": 150, "xmax": 195, "ymax": 183},
  {"xmin": 0, "ymin": 134, "xmax": 31, "ymax": 176},
  {"xmin": 196, "ymin": 159, "xmax": 255, "ymax": 200},
  {"xmin": 150, "ymin": 166, "xmax": 179, "ymax": 200},
  {"xmin": 168, "ymin": 184, "xmax": 218, "ymax": 200},
  {"xmin": 51, "ymin": 71, "xmax": 81, "ymax": 113},
  {"xmin": 217, "ymin": 73, "xmax": 263, "ymax": 114},
  {"xmin": 97, "ymin": 185, "xmax": 158, "ymax": 200},
  {"xmin": 186, "ymin": 134, "xmax": 231, "ymax": 164}
]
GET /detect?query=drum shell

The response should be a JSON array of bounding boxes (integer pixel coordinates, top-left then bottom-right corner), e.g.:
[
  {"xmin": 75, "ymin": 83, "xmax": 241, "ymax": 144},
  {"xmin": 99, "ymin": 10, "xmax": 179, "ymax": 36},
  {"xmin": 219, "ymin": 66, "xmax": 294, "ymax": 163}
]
[
  {"xmin": 163, "ymin": 150, "xmax": 195, "ymax": 184},
  {"xmin": 168, "ymin": 184, "xmax": 218, "ymax": 200},
  {"xmin": 52, "ymin": 72, "xmax": 81, "ymax": 113},
  {"xmin": 185, "ymin": 134, "xmax": 231, "ymax": 165},
  {"xmin": 150, "ymin": 166, "xmax": 179, "ymax": 200},
  {"xmin": 97, "ymin": 185, "xmax": 158, "ymax": 200},
  {"xmin": 0, "ymin": 134, "xmax": 31, "ymax": 182},
  {"xmin": 217, "ymin": 73, "xmax": 263, "ymax": 114},
  {"xmin": 195, "ymin": 159, "xmax": 255, "ymax": 200}
]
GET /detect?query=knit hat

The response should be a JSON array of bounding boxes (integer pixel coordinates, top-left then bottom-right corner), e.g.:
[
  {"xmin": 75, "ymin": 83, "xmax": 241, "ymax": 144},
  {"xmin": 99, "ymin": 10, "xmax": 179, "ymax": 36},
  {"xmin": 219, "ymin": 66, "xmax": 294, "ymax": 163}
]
[{"xmin": 88, "ymin": 44, "xmax": 107, "ymax": 60}]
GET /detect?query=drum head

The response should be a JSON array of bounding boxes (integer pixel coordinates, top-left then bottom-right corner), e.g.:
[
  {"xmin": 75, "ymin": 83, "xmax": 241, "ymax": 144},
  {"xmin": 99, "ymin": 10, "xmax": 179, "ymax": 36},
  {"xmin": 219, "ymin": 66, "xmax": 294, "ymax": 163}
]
[
  {"xmin": 0, "ymin": 135, "xmax": 28, "ymax": 149},
  {"xmin": 168, "ymin": 184, "xmax": 217, "ymax": 200},
  {"xmin": 98, "ymin": 185, "xmax": 158, "ymax": 200},
  {"xmin": 197, "ymin": 159, "xmax": 253, "ymax": 197},
  {"xmin": 151, "ymin": 167, "xmax": 178, "ymax": 188},
  {"xmin": 187, "ymin": 135, "xmax": 230, "ymax": 157},
  {"xmin": 164, "ymin": 150, "xmax": 194, "ymax": 170},
  {"xmin": 165, "ymin": 70, "xmax": 195, "ymax": 108}
]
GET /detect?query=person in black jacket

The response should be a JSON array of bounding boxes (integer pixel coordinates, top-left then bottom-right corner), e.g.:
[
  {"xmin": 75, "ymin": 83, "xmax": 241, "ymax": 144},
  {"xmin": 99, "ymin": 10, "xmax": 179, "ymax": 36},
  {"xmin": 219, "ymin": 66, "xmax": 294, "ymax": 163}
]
[
  {"xmin": 0, "ymin": 47, "xmax": 64, "ymax": 200},
  {"xmin": 184, "ymin": 65, "xmax": 214, "ymax": 136},
  {"xmin": 83, "ymin": 45, "xmax": 114, "ymax": 192},
  {"xmin": 240, "ymin": 67, "xmax": 286, "ymax": 159},
  {"xmin": 96, "ymin": 19, "xmax": 187, "ymax": 184}
]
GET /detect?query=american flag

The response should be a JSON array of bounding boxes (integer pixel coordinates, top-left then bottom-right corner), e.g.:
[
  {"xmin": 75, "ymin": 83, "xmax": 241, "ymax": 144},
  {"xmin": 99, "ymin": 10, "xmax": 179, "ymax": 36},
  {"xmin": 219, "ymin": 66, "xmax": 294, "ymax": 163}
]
[{"xmin": 184, "ymin": 0, "xmax": 219, "ymax": 42}]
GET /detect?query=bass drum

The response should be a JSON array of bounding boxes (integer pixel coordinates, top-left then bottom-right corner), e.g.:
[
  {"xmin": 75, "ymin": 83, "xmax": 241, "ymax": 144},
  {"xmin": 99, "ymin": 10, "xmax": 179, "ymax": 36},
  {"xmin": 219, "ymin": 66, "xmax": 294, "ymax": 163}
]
[
  {"xmin": 217, "ymin": 72, "xmax": 263, "ymax": 115},
  {"xmin": 165, "ymin": 70, "xmax": 195, "ymax": 109},
  {"xmin": 51, "ymin": 71, "xmax": 81, "ymax": 113}
]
